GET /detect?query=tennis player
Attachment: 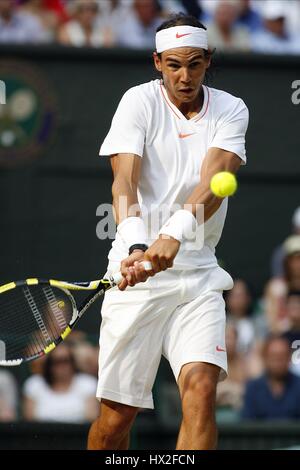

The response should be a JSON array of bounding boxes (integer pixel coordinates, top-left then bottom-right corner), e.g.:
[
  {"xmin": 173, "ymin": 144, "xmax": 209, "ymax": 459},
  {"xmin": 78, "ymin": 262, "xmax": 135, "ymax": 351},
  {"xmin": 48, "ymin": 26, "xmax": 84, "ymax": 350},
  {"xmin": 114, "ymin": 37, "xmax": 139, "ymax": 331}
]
[{"xmin": 88, "ymin": 13, "xmax": 249, "ymax": 450}]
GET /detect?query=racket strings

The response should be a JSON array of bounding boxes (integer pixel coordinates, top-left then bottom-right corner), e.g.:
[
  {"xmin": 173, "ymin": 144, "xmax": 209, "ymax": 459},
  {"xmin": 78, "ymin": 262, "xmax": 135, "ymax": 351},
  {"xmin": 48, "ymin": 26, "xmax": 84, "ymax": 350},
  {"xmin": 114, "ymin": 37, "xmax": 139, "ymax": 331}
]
[{"xmin": 0, "ymin": 284, "xmax": 74, "ymax": 361}]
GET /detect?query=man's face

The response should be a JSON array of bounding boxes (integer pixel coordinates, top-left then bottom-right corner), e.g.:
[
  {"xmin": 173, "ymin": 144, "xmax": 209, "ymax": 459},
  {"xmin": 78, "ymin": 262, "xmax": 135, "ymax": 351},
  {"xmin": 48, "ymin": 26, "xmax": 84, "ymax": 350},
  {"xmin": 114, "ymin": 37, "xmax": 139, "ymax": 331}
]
[
  {"xmin": 153, "ymin": 47, "xmax": 211, "ymax": 105},
  {"xmin": 265, "ymin": 339, "xmax": 291, "ymax": 380}
]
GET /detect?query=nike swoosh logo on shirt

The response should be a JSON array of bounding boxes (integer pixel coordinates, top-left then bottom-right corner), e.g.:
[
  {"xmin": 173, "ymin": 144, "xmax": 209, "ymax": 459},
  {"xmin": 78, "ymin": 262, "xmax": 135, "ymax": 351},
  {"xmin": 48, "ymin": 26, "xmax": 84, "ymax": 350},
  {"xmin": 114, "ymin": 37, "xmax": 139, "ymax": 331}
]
[
  {"xmin": 216, "ymin": 345, "xmax": 226, "ymax": 352},
  {"xmin": 176, "ymin": 32, "xmax": 192, "ymax": 39},
  {"xmin": 178, "ymin": 132, "xmax": 196, "ymax": 139}
]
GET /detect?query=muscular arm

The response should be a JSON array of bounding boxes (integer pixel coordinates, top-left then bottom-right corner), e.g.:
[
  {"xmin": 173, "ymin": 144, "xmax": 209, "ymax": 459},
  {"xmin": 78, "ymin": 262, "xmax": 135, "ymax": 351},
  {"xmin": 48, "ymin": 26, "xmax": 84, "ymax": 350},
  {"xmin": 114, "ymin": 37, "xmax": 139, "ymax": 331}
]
[
  {"xmin": 144, "ymin": 148, "xmax": 242, "ymax": 274},
  {"xmin": 185, "ymin": 147, "xmax": 242, "ymax": 221},
  {"xmin": 110, "ymin": 153, "xmax": 142, "ymax": 224},
  {"xmin": 110, "ymin": 154, "xmax": 150, "ymax": 289}
]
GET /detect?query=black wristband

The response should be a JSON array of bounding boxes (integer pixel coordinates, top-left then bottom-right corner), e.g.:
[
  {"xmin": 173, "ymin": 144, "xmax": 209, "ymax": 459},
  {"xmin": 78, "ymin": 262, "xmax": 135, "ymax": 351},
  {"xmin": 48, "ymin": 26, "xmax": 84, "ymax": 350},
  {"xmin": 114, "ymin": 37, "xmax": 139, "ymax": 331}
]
[{"xmin": 129, "ymin": 244, "xmax": 148, "ymax": 255}]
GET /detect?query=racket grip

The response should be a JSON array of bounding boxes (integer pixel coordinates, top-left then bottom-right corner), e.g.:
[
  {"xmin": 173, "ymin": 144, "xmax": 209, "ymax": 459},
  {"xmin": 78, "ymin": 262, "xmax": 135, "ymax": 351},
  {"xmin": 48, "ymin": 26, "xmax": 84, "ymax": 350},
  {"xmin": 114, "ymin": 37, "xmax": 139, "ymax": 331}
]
[{"xmin": 112, "ymin": 261, "xmax": 153, "ymax": 285}]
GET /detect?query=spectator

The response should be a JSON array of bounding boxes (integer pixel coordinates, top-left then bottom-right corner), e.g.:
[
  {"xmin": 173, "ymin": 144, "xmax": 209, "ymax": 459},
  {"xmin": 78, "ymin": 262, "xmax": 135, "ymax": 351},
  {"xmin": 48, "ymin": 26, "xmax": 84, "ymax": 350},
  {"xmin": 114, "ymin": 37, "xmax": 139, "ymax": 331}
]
[
  {"xmin": 178, "ymin": 0, "xmax": 203, "ymax": 20},
  {"xmin": 96, "ymin": 0, "xmax": 131, "ymax": 38},
  {"xmin": 72, "ymin": 342, "xmax": 99, "ymax": 377},
  {"xmin": 0, "ymin": 369, "xmax": 18, "ymax": 421},
  {"xmin": 263, "ymin": 235, "xmax": 300, "ymax": 335},
  {"xmin": 216, "ymin": 324, "xmax": 247, "ymax": 413},
  {"xmin": 271, "ymin": 207, "xmax": 300, "ymax": 278},
  {"xmin": 241, "ymin": 336, "xmax": 300, "ymax": 420},
  {"xmin": 251, "ymin": 1, "xmax": 300, "ymax": 55},
  {"xmin": 0, "ymin": 0, "xmax": 50, "ymax": 43},
  {"xmin": 207, "ymin": 0, "xmax": 251, "ymax": 52},
  {"xmin": 22, "ymin": 344, "xmax": 98, "ymax": 423},
  {"xmin": 225, "ymin": 279, "xmax": 255, "ymax": 353},
  {"xmin": 58, "ymin": 0, "xmax": 113, "ymax": 47},
  {"xmin": 115, "ymin": 0, "xmax": 162, "ymax": 49},
  {"xmin": 236, "ymin": 0, "xmax": 262, "ymax": 32},
  {"xmin": 18, "ymin": 0, "xmax": 67, "ymax": 40},
  {"xmin": 283, "ymin": 236, "xmax": 300, "ymax": 292},
  {"xmin": 283, "ymin": 290, "xmax": 300, "ymax": 342}
]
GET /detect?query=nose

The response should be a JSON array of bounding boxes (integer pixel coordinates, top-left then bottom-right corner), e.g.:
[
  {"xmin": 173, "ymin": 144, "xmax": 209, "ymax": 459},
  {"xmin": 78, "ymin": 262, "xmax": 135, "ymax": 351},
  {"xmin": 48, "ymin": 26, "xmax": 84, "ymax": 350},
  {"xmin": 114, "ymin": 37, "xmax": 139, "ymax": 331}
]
[{"xmin": 180, "ymin": 67, "xmax": 191, "ymax": 84}]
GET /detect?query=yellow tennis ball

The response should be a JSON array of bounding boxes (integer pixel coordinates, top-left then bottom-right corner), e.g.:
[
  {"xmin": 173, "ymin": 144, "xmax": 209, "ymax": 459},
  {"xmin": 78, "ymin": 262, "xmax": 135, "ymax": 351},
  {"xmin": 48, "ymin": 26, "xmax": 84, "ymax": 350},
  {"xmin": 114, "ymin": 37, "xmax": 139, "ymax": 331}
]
[{"xmin": 210, "ymin": 172, "xmax": 237, "ymax": 197}]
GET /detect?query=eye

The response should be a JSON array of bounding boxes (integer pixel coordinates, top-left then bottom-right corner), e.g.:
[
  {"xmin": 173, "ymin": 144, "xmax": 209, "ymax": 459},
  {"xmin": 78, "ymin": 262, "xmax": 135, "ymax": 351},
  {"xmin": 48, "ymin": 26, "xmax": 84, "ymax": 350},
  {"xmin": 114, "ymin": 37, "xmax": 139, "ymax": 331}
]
[
  {"xmin": 189, "ymin": 62, "xmax": 201, "ymax": 68},
  {"xmin": 168, "ymin": 63, "xmax": 180, "ymax": 69}
]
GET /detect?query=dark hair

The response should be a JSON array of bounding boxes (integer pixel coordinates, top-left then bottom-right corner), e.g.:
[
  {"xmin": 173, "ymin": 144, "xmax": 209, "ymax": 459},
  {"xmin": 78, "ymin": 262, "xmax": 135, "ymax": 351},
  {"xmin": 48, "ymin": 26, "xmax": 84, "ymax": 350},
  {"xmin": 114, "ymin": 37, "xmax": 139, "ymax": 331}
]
[
  {"xmin": 156, "ymin": 12, "xmax": 207, "ymax": 33},
  {"xmin": 223, "ymin": 278, "xmax": 255, "ymax": 317},
  {"xmin": 43, "ymin": 348, "xmax": 77, "ymax": 387}
]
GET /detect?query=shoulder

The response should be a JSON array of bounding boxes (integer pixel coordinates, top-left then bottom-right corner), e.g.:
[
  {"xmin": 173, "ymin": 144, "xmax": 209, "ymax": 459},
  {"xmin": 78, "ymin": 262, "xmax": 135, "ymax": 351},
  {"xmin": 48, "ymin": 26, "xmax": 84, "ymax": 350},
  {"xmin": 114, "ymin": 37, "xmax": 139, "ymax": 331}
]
[
  {"xmin": 245, "ymin": 375, "xmax": 265, "ymax": 392},
  {"xmin": 74, "ymin": 374, "xmax": 97, "ymax": 394},
  {"xmin": 23, "ymin": 374, "xmax": 47, "ymax": 396},
  {"xmin": 115, "ymin": 80, "xmax": 159, "ymax": 120},
  {"xmin": 121, "ymin": 79, "xmax": 160, "ymax": 104},
  {"xmin": 207, "ymin": 86, "xmax": 249, "ymax": 120}
]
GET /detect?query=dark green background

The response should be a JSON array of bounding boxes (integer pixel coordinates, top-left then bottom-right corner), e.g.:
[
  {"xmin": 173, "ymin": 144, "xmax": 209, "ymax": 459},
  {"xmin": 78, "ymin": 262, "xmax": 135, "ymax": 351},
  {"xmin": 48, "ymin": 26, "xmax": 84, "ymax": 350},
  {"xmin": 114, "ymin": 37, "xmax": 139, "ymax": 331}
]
[{"xmin": 1, "ymin": 46, "xmax": 300, "ymax": 334}]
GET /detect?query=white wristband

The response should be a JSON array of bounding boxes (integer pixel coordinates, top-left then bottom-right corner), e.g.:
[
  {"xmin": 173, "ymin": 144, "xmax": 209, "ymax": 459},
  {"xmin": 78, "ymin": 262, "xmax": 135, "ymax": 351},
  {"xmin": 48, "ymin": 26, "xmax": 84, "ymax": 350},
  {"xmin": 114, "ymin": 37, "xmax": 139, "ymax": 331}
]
[
  {"xmin": 117, "ymin": 217, "xmax": 148, "ymax": 249},
  {"xmin": 159, "ymin": 210, "xmax": 197, "ymax": 242}
]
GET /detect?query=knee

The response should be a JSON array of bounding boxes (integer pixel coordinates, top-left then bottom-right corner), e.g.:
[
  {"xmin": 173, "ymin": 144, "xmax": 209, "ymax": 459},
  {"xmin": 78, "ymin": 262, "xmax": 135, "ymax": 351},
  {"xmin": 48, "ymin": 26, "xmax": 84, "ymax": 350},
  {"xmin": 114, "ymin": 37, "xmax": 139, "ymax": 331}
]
[
  {"xmin": 97, "ymin": 401, "xmax": 138, "ymax": 442},
  {"xmin": 182, "ymin": 376, "xmax": 217, "ymax": 416}
]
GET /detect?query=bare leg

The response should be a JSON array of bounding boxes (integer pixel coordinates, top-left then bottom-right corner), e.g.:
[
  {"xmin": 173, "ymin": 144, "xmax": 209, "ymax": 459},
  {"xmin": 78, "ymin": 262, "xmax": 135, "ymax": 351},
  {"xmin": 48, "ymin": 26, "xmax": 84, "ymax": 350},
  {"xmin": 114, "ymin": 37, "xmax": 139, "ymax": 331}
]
[
  {"xmin": 176, "ymin": 362, "xmax": 220, "ymax": 450},
  {"xmin": 87, "ymin": 399, "xmax": 139, "ymax": 450}
]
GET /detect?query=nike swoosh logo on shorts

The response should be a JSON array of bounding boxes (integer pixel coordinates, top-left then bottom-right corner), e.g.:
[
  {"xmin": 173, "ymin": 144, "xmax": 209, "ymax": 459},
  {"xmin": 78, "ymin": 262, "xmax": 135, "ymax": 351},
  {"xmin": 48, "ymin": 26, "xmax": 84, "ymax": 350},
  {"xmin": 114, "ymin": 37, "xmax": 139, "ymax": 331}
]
[
  {"xmin": 178, "ymin": 133, "xmax": 195, "ymax": 139},
  {"xmin": 176, "ymin": 32, "xmax": 192, "ymax": 39},
  {"xmin": 216, "ymin": 345, "xmax": 226, "ymax": 352}
]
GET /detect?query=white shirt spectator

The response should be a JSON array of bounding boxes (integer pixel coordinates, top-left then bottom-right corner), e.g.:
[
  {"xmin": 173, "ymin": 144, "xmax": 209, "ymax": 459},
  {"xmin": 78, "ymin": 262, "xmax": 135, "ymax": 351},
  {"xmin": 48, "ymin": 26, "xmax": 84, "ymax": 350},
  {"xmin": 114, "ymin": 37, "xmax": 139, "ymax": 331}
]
[
  {"xmin": 251, "ymin": 29, "xmax": 300, "ymax": 55},
  {"xmin": 0, "ymin": 11, "xmax": 49, "ymax": 44},
  {"xmin": 23, "ymin": 373, "xmax": 97, "ymax": 423},
  {"xmin": 115, "ymin": 5, "xmax": 162, "ymax": 49},
  {"xmin": 62, "ymin": 19, "xmax": 107, "ymax": 47}
]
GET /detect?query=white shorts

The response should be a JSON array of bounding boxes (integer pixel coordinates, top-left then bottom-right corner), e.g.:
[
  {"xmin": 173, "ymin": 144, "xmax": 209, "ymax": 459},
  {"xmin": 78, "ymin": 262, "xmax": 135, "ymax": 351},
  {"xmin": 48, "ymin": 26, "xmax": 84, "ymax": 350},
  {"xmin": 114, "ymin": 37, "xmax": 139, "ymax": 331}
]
[{"xmin": 96, "ymin": 264, "xmax": 233, "ymax": 409}]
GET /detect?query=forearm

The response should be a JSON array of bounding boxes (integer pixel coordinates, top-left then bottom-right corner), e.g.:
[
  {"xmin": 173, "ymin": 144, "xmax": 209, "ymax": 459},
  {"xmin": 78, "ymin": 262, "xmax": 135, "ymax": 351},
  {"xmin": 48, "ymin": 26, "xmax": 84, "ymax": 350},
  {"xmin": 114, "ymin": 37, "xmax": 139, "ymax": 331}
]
[
  {"xmin": 110, "ymin": 154, "xmax": 142, "ymax": 225},
  {"xmin": 186, "ymin": 148, "xmax": 242, "ymax": 222},
  {"xmin": 185, "ymin": 183, "xmax": 223, "ymax": 223},
  {"xmin": 112, "ymin": 175, "xmax": 141, "ymax": 225},
  {"xmin": 158, "ymin": 149, "xmax": 241, "ymax": 242}
]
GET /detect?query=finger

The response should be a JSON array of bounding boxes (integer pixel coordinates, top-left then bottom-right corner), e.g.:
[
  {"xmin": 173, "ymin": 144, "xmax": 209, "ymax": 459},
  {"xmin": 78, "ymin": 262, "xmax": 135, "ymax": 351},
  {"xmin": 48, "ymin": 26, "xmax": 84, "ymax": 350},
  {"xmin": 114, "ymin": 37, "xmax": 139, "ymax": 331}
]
[
  {"xmin": 158, "ymin": 257, "xmax": 168, "ymax": 271},
  {"xmin": 121, "ymin": 260, "xmax": 129, "ymax": 277},
  {"xmin": 134, "ymin": 261, "xmax": 149, "ymax": 283},
  {"xmin": 126, "ymin": 266, "xmax": 137, "ymax": 286},
  {"xmin": 148, "ymin": 255, "xmax": 161, "ymax": 274},
  {"xmin": 118, "ymin": 278, "xmax": 128, "ymax": 291}
]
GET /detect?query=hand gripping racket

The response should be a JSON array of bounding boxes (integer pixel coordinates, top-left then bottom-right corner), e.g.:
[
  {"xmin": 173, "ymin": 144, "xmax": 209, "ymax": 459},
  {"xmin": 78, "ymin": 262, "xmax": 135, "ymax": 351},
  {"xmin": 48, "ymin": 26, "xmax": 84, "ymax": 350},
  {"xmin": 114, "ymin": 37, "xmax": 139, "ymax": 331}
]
[{"xmin": 0, "ymin": 261, "xmax": 152, "ymax": 366}]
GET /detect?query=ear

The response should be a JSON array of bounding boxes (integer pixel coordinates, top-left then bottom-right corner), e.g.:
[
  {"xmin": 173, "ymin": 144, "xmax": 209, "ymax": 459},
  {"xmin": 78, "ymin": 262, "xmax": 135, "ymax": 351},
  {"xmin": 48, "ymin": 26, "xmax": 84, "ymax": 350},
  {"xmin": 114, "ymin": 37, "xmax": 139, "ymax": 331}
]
[{"xmin": 153, "ymin": 52, "xmax": 162, "ymax": 73}]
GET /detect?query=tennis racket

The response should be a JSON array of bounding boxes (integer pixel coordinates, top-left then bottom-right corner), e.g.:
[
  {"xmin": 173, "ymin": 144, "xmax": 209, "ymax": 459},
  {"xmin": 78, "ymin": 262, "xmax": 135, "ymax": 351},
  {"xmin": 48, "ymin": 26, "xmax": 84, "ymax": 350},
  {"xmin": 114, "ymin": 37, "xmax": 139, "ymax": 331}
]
[{"xmin": 0, "ymin": 261, "xmax": 152, "ymax": 366}]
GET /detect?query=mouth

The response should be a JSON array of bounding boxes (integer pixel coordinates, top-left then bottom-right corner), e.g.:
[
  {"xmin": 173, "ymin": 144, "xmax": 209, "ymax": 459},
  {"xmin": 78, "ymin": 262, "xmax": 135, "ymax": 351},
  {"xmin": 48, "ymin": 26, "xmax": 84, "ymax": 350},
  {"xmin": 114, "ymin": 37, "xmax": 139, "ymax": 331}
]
[{"xmin": 178, "ymin": 88, "xmax": 194, "ymax": 94}]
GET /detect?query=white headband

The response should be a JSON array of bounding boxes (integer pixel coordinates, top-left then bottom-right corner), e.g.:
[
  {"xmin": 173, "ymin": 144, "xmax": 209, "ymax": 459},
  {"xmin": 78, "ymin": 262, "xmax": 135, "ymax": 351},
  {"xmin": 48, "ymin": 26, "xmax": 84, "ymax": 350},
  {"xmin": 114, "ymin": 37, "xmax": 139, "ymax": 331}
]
[{"xmin": 156, "ymin": 26, "xmax": 208, "ymax": 53}]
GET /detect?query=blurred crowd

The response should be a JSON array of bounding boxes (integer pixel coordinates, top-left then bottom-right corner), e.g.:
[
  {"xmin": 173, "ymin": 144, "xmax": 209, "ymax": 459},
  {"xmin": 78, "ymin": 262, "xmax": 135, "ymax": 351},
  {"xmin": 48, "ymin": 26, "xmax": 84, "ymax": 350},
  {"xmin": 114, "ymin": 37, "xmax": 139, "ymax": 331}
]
[
  {"xmin": 1, "ymin": 206, "xmax": 300, "ymax": 424},
  {"xmin": 0, "ymin": 0, "xmax": 300, "ymax": 54}
]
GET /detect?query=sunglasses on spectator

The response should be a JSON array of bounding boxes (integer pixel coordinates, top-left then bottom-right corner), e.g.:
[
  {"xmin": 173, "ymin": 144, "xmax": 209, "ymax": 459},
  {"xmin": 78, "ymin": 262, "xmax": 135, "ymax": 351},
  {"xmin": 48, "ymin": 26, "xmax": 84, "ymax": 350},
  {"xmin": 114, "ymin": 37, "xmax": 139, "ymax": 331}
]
[{"xmin": 51, "ymin": 357, "xmax": 73, "ymax": 365}]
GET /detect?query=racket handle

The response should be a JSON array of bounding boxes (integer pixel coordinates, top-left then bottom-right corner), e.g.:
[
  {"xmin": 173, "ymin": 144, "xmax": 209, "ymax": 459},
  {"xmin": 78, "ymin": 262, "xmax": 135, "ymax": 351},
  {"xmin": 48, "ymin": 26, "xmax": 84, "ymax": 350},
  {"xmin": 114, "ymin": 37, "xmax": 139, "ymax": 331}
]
[{"xmin": 112, "ymin": 261, "xmax": 153, "ymax": 285}]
